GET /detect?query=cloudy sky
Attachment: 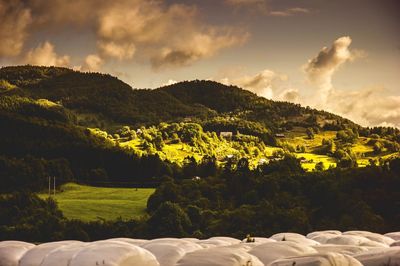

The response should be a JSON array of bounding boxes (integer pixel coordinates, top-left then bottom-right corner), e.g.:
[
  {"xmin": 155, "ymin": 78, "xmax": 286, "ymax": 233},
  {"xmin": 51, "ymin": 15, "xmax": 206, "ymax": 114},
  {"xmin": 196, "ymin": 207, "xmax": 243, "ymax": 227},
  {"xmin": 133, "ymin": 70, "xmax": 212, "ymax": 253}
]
[{"xmin": 1, "ymin": 0, "xmax": 399, "ymax": 127}]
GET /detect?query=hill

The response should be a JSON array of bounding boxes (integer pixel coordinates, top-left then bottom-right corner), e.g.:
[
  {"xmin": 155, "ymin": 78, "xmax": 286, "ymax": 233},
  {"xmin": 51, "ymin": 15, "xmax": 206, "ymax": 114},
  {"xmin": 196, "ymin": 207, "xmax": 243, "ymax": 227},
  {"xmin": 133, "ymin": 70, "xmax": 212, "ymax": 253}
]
[
  {"xmin": 0, "ymin": 65, "xmax": 399, "ymax": 192},
  {"xmin": 0, "ymin": 66, "xmax": 399, "ymax": 241},
  {"xmin": 1, "ymin": 65, "xmax": 357, "ymax": 130}
]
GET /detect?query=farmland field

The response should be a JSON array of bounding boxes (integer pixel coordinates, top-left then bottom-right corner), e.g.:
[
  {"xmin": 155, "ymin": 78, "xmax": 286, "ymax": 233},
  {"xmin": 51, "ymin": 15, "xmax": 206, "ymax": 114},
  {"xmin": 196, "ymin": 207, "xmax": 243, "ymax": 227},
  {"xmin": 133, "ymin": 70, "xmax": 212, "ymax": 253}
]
[{"xmin": 38, "ymin": 183, "xmax": 155, "ymax": 221}]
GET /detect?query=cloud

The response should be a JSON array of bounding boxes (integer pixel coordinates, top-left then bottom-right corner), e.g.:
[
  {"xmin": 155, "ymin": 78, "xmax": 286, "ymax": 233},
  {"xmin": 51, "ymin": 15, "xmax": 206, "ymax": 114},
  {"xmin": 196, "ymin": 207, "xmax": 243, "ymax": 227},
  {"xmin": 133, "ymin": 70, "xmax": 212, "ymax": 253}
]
[
  {"xmin": 152, "ymin": 29, "xmax": 248, "ymax": 69},
  {"xmin": 219, "ymin": 69, "xmax": 287, "ymax": 99},
  {"xmin": 162, "ymin": 79, "xmax": 178, "ymax": 86},
  {"xmin": 82, "ymin": 54, "xmax": 104, "ymax": 72},
  {"xmin": 327, "ymin": 87, "xmax": 400, "ymax": 128},
  {"xmin": 225, "ymin": 0, "xmax": 311, "ymax": 16},
  {"xmin": 302, "ymin": 36, "xmax": 399, "ymax": 127},
  {"xmin": 23, "ymin": 41, "xmax": 70, "ymax": 67},
  {"xmin": 0, "ymin": 0, "xmax": 32, "ymax": 57},
  {"xmin": 91, "ymin": 0, "xmax": 247, "ymax": 67},
  {"xmin": 303, "ymin": 36, "xmax": 362, "ymax": 103},
  {"xmin": 225, "ymin": 0, "xmax": 267, "ymax": 12},
  {"xmin": 1, "ymin": 0, "xmax": 248, "ymax": 70},
  {"xmin": 98, "ymin": 41, "xmax": 136, "ymax": 60},
  {"xmin": 278, "ymin": 88, "xmax": 300, "ymax": 103},
  {"xmin": 270, "ymin": 7, "xmax": 311, "ymax": 17}
]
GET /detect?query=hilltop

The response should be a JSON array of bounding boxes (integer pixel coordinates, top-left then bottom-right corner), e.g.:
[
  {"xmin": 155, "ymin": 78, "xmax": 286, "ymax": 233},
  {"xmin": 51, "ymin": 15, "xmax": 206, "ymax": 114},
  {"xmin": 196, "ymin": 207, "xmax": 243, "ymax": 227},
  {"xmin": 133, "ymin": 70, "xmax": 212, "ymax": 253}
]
[{"xmin": 1, "ymin": 65, "xmax": 355, "ymax": 129}]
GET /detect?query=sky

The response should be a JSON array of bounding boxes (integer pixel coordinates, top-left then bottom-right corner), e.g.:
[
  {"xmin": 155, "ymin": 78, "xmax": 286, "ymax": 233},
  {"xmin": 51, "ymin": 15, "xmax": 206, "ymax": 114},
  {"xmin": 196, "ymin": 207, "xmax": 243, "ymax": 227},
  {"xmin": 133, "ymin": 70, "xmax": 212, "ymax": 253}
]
[{"xmin": 0, "ymin": 0, "xmax": 399, "ymax": 127}]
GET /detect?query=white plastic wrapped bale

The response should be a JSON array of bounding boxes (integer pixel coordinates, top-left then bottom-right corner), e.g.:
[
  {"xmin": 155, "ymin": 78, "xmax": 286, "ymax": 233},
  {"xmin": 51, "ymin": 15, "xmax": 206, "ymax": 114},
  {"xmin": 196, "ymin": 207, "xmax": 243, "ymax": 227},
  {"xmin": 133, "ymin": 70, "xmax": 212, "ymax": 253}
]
[
  {"xmin": 249, "ymin": 241, "xmax": 317, "ymax": 265},
  {"xmin": 196, "ymin": 237, "xmax": 240, "ymax": 249},
  {"xmin": 39, "ymin": 242, "xmax": 88, "ymax": 266},
  {"xmin": 390, "ymin": 241, "xmax": 400, "ymax": 247},
  {"xmin": 313, "ymin": 244, "xmax": 370, "ymax": 256},
  {"xmin": 306, "ymin": 231, "xmax": 342, "ymax": 239},
  {"xmin": 142, "ymin": 238, "xmax": 202, "ymax": 254},
  {"xmin": 176, "ymin": 246, "xmax": 264, "ymax": 266},
  {"xmin": 208, "ymin": 237, "xmax": 241, "ymax": 245},
  {"xmin": 270, "ymin": 233, "xmax": 320, "ymax": 246},
  {"xmin": 69, "ymin": 240, "xmax": 160, "ymax": 266},
  {"xmin": 270, "ymin": 233, "xmax": 306, "ymax": 241},
  {"xmin": 141, "ymin": 239, "xmax": 203, "ymax": 266},
  {"xmin": 310, "ymin": 234, "xmax": 337, "ymax": 244},
  {"xmin": 19, "ymin": 240, "xmax": 81, "ymax": 266},
  {"xmin": 343, "ymin": 231, "xmax": 394, "ymax": 246},
  {"xmin": 141, "ymin": 243, "xmax": 202, "ymax": 266},
  {"xmin": 385, "ymin": 232, "xmax": 400, "ymax": 241},
  {"xmin": 0, "ymin": 241, "xmax": 35, "ymax": 266},
  {"xmin": 108, "ymin": 238, "xmax": 149, "ymax": 246},
  {"xmin": 269, "ymin": 252, "xmax": 363, "ymax": 266},
  {"xmin": 326, "ymin": 235, "xmax": 388, "ymax": 248},
  {"xmin": 353, "ymin": 247, "xmax": 400, "ymax": 266}
]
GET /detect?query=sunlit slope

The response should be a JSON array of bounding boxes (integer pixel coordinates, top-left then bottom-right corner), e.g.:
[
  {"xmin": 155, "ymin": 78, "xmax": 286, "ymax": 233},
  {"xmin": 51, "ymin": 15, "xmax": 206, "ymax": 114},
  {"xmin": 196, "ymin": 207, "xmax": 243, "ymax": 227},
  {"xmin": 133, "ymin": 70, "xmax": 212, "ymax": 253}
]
[{"xmin": 39, "ymin": 183, "xmax": 155, "ymax": 221}]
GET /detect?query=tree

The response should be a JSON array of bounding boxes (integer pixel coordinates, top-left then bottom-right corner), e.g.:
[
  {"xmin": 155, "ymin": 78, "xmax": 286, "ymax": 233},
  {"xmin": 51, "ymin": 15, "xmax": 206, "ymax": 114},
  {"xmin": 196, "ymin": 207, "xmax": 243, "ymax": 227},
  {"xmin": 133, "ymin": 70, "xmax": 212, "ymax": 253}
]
[
  {"xmin": 314, "ymin": 162, "xmax": 325, "ymax": 171},
  {"xmin": 306, "ymin": 128, "xmax": 314, "ymax": 139},
  {"xmin": 154, "ymin": 135, "xmax": 165, "ymax": 150},
  {"xmin": 373, "ymin": 142, "xmax": 383, "ymax": 154},
  {"xmin": 147, "ymin": 201, "xmax": 191, "ymax": 237}
]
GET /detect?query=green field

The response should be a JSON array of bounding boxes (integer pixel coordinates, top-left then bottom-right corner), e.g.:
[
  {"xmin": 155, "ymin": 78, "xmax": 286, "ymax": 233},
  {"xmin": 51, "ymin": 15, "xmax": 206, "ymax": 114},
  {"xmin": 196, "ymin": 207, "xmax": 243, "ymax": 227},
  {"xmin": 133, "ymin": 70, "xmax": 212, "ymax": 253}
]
[{"xmin": 38, "ymin": 183, "xmax": 155, "ymax": 221}]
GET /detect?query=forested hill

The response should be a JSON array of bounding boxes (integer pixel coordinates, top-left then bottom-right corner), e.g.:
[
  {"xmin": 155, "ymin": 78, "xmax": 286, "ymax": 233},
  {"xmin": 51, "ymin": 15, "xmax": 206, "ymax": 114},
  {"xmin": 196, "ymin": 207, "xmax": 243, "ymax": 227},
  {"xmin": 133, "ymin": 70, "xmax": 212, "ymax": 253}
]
[
  {"xmin": 1, "ymin": 65, "xmax": 399, "ymax": 194},
  {"xmin": 1, "ymin": 65, "xmax": 356, "ymax": 131}
]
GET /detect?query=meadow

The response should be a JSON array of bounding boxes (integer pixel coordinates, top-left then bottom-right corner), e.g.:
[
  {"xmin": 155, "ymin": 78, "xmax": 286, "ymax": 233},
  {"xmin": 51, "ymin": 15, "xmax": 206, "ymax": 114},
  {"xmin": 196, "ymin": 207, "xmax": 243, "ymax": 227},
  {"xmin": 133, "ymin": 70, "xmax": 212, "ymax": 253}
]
[{"xmin": 38, "ymin": 183, "xmax": 155, "ymax": 221}]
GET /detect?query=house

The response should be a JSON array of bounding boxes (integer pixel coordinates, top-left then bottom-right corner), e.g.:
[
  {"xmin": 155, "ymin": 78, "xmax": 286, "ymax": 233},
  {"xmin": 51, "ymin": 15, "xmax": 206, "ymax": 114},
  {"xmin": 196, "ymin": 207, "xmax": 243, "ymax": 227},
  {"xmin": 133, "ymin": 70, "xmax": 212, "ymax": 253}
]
[
  {"xmin": 220, "ymin": 131, "xmax": 233, "ymax": 138},
  {"xmin": 275, "ymin": 133, "xmax": 285, "ymax": 138}
]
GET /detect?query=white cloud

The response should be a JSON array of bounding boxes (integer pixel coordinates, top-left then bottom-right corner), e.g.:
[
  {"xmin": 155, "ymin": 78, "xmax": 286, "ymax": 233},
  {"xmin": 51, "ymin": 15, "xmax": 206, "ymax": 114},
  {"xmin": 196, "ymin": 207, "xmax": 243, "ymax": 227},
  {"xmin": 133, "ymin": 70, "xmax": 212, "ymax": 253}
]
[
  {"xmin": 303, "ymin": 36, "xmax": 354, "ymax": 102},
  {"xmin": 1, "ymin": 0, "xmax": 248, "ymax": 70},
  {"xmin": 152, "ymin": 30, "xmax": 248, "ymax": 69},
  {"xmin": 270, "ymin": 7, "xmax": 311, "ymax": 17},
  {"xmin": 162, "ymin": 79, "xmax": 178, "ymax": 86},
  {"xmin": 23, "ymin": 41, "xmax": 70, "ymax": 67},
  {"xmin": 82, "ymin": 54, "xmax": 104, "ymax": 72},
  {"xmin": 0, "ymin": 0, "xmax": 32, "ymax": 57},
  {"xmin": 302, "ymin": 36, "xmax": 399, "ymax": 128},
  {"xmin": 98, "ymin": 41, "xmax": 136, "ymax": 60},
  {"xmin": 326, "ymin": 87, "xmax": 400, "ymax": 128},
  {"xmin": 225, "ymin": 0, "xmax": 311, "ymax": 16},
  {"xmin": 219, "ymin": 69, "xmax": 287, "ymax": 99},
  {"xmin": 94, "ymin": 0, "xmax": 248, "ymax": 68}
]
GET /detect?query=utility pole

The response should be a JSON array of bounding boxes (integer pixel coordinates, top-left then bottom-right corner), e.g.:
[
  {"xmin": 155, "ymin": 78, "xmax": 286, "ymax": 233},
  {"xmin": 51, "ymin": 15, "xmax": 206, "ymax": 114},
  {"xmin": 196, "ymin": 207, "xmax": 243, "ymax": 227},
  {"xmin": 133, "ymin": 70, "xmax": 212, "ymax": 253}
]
[
  {"xmin": 53, "ymin": 176, "xmax": 56, "ymax": 197},
  {"xmin": 48, "ymin": 176, "xmax": 51, "ymax": 197}
]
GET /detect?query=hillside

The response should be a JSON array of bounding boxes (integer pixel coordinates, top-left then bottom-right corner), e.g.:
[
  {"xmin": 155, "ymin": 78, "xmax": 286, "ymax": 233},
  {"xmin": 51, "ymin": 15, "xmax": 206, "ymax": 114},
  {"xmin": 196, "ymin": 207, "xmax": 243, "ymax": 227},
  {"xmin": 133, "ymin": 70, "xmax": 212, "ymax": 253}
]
[
  {"xmin": 0, "ymin": 66, "xmax": 399, "ymax": 240},
  {"xmin": 0, "ymin": 65, "xmax": 399, "ymax": 191},
  {"xmin": 1, "ymin": 66, "xmax": 357, "ymax": 130}
]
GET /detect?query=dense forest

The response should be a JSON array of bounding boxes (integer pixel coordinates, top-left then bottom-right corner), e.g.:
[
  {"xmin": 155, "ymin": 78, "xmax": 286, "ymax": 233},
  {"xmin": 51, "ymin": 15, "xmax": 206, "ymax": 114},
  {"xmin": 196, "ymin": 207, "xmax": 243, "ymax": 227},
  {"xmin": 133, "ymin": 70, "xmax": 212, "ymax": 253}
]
[{"xmin": 0, "ymin": 66, "xmax": 399, "ymax": 242}]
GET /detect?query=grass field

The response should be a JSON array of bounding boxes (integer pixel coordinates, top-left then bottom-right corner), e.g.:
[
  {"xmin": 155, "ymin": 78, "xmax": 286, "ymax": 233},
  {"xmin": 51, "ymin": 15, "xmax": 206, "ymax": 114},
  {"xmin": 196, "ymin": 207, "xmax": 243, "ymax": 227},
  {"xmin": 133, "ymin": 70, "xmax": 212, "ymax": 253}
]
[
  {"xmin": 38, "ymin": 183, "xmax": 155, "ymax": 222},
  {"xmin": 294, "ymin": 153, "xmax": 337, "ymax": 171}
]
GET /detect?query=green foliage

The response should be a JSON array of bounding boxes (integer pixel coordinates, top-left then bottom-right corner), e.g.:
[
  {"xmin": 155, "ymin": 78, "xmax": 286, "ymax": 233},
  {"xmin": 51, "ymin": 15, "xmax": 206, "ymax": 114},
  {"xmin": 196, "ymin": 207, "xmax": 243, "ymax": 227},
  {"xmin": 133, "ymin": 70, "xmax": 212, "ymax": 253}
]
[
  {"xmin": 337, "ymin": 128, "xmax": 358, "ymax": 144},
  {"xmin": 147, "ymin": 201, "xmax": 192, "ymax": 237},
  {"xmin": 306, "ymin": 128, "xmax": 314, "ymax": 139},
  {"xmin": 0, "ymin": 79, "xmax": 16, "ymax": 92}
]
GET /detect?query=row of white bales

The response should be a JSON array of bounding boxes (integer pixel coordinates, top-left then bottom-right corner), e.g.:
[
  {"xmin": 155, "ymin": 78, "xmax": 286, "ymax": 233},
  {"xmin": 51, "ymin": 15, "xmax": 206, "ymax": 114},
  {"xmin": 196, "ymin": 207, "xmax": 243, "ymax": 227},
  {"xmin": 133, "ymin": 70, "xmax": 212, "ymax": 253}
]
[{"xmin": 1, "ymin": 230, "xmax": 400, "ymax": 266}]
